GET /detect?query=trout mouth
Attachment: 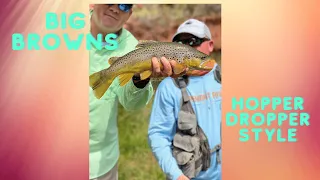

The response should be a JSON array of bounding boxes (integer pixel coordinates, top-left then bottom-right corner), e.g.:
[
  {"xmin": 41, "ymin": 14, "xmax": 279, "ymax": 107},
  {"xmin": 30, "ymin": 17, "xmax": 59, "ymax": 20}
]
[
  {"xmin": 199, "ymin": 59, "xmax": 215, "ymax": 70},
  {"xmin": 186, "ymin": 58, "xmax": 215, "ymax": 71}
]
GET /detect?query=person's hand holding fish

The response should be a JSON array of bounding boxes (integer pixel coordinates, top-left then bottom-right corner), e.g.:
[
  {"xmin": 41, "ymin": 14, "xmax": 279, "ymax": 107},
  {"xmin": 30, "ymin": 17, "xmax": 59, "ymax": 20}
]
[
  {"xmin": 89, "ymin": 40, "xmax": 216, "ymax": 99},
  {"xmin": 149, "ymin": 56, "xmax": 189, "ymax": 78}
]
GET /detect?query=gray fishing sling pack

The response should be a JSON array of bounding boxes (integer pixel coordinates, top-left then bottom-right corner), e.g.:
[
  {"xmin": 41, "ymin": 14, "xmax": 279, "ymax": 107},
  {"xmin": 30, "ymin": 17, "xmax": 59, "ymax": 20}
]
[
  {"xmin": 170, "ymin": 75, "xmax": 221, "ymax": 179},
  {"xmin": 214, "ymin": 64, "xmax": 221, "ymax": 84}
]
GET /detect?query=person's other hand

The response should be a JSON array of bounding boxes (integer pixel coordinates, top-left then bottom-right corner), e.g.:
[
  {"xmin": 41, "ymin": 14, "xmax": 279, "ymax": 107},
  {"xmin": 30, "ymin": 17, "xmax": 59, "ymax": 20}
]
[
  {"xmin": 151, "ymin": 57, "xmax": 188, "ymax": 78},
  {"xmin": 177, "ymin": 175, "xmax": 190, "ymax": 180}
]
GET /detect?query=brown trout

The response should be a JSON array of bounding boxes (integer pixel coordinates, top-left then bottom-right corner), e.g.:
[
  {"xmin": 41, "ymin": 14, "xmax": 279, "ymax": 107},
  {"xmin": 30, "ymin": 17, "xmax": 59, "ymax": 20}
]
[{"xmin": 89, "ymin": 40, "xmax": 216, "ymax": 99}]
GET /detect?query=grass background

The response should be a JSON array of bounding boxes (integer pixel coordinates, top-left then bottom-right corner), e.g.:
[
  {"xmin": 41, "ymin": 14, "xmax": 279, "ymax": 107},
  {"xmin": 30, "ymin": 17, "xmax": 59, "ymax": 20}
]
[{"xmin": 117, "ymin": 98, "xmax": 167, "ymax": 180}]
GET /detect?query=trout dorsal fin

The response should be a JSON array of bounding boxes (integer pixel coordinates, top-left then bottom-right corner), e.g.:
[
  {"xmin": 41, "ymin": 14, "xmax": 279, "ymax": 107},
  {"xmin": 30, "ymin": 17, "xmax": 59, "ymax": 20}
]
[
  {"xmin": 108, "ymin": 57, "xmax": 120, "ymax": 65},
  {"xmin": 136, "ymin": 40, "xmax": 159, "ymax": 49}
]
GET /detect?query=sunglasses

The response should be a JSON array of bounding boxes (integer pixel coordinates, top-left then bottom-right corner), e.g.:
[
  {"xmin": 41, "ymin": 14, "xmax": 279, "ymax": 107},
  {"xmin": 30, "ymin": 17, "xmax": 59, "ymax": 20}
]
[
  {"xmin": 173, "ymin": 37, "xmax": 208, "ymax": 47},
  {"xmin": 174, "ymin": 37, "xmax": 208, "ymax": 47},
  {"xmin": 108, "ymin": 4, "xmax": 133, "ymax": 13}
]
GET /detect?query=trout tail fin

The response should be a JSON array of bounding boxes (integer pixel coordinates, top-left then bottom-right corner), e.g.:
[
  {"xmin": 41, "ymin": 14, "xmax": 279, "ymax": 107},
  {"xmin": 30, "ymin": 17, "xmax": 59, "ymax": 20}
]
[{"xmin": 89, "ymin": 71, "xmax": 116, "ymax": 99}]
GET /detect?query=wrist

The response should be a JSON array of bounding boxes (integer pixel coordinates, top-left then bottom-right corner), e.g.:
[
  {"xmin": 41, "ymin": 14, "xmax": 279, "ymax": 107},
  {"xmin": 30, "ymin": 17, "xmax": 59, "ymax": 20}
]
[{"xmin": 132, "ymin": 75, "xmax": 150, "ymax": 88}]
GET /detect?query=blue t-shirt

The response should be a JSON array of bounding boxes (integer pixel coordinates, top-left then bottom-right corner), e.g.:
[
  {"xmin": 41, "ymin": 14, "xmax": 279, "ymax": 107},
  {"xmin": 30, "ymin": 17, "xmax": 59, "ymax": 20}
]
[{"xmin": 148, "ymin": 65, "xmax": 222, "ymax": 180}]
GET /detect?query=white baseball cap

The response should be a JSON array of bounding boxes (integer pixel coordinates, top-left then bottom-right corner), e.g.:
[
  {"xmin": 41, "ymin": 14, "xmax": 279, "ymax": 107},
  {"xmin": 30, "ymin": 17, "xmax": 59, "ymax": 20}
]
[{"xmin": 172, "ymin": 19, "xmax": 212, "ymax": 41}]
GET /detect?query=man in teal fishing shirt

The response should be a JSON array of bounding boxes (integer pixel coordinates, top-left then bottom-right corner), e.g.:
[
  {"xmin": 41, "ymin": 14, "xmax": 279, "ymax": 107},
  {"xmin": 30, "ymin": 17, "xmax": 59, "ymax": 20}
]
[
  {"xmin": 89, "ymin": 4, "xmax": 187, "ymax": 180},
  {"xmin": 148, "ymin": 19, "xmax": 222, "ymax": 180}
]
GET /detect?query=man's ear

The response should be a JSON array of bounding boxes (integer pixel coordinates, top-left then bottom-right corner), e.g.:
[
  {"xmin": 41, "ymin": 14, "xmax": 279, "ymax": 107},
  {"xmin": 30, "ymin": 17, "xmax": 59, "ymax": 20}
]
[{"xmin": 208, "ymin": 40, "xmax": 214, "ymax": 52}]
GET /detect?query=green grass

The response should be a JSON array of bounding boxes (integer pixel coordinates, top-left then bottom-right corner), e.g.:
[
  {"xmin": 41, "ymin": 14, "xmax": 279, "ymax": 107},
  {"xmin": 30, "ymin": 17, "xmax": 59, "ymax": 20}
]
[{"xmin": 117, "ymin": 97, "xmax": 166, "ymax": 180}]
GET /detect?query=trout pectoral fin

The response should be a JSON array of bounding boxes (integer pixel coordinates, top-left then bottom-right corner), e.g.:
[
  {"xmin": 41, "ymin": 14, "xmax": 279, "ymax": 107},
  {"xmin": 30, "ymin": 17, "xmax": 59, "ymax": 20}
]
[
  {"xmin": 119, "ymin": 73, "xmax": 135, "ymax": 86},
  {"xmin": 173, "ymin": 64, "xmax": 186, "ymax": 75},
  {"xmin": 140, "ymin": 70, "xmax": 152, "ymax": 80}
]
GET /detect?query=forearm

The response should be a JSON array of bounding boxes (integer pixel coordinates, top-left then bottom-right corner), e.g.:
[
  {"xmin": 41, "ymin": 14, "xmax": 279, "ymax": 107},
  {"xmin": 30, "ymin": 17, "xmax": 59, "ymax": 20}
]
[
  {"xmin": 132, "ymin": 75, "xmax": 150, "ymax": 88},
  {"xmin": 148, "ymin": 79, "xmax": 183, "ymax": 179}
]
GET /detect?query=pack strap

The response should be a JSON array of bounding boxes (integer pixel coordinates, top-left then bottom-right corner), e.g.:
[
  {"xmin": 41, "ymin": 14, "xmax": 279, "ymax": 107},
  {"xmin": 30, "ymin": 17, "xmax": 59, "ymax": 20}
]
[
  {"xmin": 174, "ymin": 76, "xmax": 196, "ymax": 115},
  {"xmin": 211, "ymin": 144, "xmax": 221, "ymax": 164},
  {"xmin": 174, "ymin": 76, "xmax": 190, "ymax": 103}
]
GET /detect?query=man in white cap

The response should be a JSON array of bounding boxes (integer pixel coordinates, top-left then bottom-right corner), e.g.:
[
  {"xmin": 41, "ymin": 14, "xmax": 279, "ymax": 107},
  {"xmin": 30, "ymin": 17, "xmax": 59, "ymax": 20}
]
[
  {"xmin": 173, "ymin": 19, "xmax": 213, "ymax": 55},
  {"xmin": 173, "ymin": 19, "xmax": 221, "ymax": 82},
  {"xmin": 148, "ymin": 19, "xmax": 222, "ymax": 180}
]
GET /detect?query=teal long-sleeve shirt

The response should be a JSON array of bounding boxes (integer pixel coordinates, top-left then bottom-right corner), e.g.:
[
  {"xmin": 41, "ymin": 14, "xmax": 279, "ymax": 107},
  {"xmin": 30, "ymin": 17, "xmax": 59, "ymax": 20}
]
[
  {"xmin": 89, "ymin": 28, "xmax": 154, "ymax": 179},
  {"xmin": 148, "ymin": 66, "xmax": 221, "ymax": 180}
]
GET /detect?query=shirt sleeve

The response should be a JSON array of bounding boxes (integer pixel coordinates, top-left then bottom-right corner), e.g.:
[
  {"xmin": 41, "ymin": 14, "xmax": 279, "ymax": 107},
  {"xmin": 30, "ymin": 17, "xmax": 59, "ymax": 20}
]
[
  {"xmin": 147, "ymin": 80, "xmax": 183, "ymax": 180},
  {"xmin": 115, "ymin": 76, "xmax": 154, "ymax": 111}
]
